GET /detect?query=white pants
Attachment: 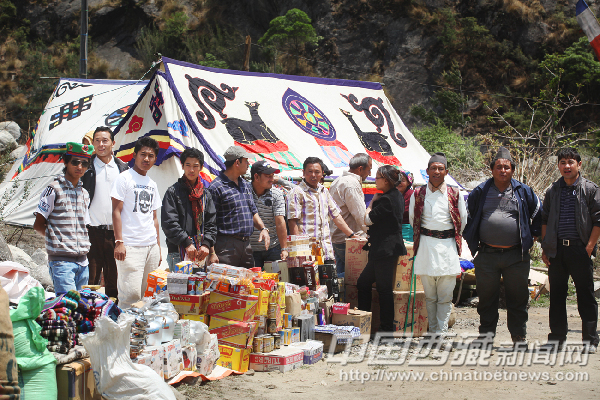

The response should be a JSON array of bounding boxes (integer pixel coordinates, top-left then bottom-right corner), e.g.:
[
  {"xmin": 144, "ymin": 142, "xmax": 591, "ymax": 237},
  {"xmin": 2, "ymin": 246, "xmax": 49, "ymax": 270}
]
[
  {"xmin": 116, "ymin": 244, "xmax": 160, "ymax": 309},
  {"xmin": 420, "ymin": 275, "xmax": 456, "ymax": 334}
]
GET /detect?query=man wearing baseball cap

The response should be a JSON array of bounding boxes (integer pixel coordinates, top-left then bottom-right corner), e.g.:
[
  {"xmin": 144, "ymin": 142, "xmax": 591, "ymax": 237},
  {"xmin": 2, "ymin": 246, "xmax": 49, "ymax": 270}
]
[
  {"xmin": 33, "ymin": 142, "xmax": 94, "ymax": 293},
  {"xmin": 207, "ymin": 146, "xmax": 270, "ymax": 268},
  {"xmin": 250, "ymin": 160, "xmax": 289, "ymax": 269}
]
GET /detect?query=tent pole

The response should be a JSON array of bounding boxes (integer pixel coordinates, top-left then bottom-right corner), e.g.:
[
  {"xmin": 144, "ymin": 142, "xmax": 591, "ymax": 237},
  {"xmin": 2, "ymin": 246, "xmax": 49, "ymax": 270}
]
[{"xmin": 79, "ymin": 0, "xmax": 88, "ymax": 79}]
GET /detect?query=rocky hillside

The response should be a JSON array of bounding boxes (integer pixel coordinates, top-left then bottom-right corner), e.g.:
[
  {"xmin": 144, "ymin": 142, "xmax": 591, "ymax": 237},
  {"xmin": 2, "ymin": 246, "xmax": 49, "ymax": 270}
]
[{"xmin": 0, "ymin": 0, "xmax": 597, "ymax": 139}]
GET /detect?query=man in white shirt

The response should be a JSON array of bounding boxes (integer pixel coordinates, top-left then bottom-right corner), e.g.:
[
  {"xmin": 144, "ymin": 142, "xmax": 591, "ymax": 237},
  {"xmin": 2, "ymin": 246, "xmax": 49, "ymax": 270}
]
[
  {"xmin": 329, "ymin": 153, "xmax": 372, "ymax": 276},
  {"xmin": 409, "ymin": 153, "xmax": 467, "ymax": 344},
  {"xmin": 82, "ymin": 126, "xmax": 129, "ymax": 298},
  {"xmin": 111, "ymin": 137, "xmax": 162, "ymax": 308}
]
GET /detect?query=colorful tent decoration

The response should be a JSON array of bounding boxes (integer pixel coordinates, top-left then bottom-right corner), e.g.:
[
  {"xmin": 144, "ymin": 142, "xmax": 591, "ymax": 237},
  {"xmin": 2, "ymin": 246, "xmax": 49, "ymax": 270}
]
[
  {"xmin": 576, "ymin": 0, "xmax": 600, "ymax": 61},
  {"xmin": 0, "ymin": 78, "xmax": 148, "ymax": 226}
]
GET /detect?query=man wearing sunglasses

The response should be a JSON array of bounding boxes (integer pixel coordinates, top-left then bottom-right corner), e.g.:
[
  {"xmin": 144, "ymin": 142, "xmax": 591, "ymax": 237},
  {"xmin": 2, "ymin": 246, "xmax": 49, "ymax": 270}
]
[{"xmin": 34, "ymin": 142, "xmax": 94, "ymax": 293}]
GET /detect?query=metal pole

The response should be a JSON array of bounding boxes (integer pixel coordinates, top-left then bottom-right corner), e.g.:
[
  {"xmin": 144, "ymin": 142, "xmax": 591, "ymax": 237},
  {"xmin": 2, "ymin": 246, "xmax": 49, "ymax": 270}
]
[{"xmin": 79, "ymin": 0, "xmax": 88, "ymax": 78}]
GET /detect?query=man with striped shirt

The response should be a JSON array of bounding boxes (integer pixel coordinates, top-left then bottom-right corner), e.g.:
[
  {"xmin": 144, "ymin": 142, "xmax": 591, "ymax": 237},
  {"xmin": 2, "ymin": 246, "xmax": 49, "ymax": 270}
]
[
  {"xmin": 287, "ymin": 157, "xmax": 358, "ymax": 261},
  {"xmin": 33, "ymin": 142, "xmax": 94, "ymax": 294},
  {"xmin": 250, "ymin": 161, "xmax": 288, "ymax": 269}
]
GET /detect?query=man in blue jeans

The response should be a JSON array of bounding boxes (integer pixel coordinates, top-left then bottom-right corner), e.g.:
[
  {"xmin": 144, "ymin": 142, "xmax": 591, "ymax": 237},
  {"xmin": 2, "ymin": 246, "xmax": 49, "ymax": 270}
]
[
  {"xmin": 250, "ymin": 161, "xmax": 288, "ymax": 269},
  {"xmin": 33, "ymin": 142, "xmax": 94, "ymax": 293}
]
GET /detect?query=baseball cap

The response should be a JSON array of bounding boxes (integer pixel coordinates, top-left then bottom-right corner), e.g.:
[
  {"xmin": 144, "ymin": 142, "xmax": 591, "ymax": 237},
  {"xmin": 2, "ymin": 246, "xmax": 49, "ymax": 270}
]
[
  {"xmin": 251, "ymin": 160, "xmax": 281, "ymax": 177},
  {"xmin": 223, "ymin": 146, "xmax": 250, "ymax": 162}
]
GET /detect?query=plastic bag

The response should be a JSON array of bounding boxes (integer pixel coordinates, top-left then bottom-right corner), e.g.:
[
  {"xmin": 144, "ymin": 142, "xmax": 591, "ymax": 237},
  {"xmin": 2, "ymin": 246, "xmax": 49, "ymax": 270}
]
[
  {"xmin": 9, "ymin": 286, "xmax": 56, "ymax": 371},
  {"xmin": 80, "ymin": 313, "xmax": 175, "ymax": 400},
  {"xmin": 0, "ymin": 261, "xmax": 44, "ymax": 304},
  {"xmin": 19, "ymin": 362, "xmax": 57, "ymax": 400},
  {"xmin": 188, "ymin": 320, "xmax": 211, "ymax": 353}
]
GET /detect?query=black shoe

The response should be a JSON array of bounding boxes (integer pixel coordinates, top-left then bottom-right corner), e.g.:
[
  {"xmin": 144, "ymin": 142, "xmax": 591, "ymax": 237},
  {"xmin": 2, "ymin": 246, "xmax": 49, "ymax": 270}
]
[{"xmin": 511, "ymin": 335, "xmax": 528, "ymax": 351}]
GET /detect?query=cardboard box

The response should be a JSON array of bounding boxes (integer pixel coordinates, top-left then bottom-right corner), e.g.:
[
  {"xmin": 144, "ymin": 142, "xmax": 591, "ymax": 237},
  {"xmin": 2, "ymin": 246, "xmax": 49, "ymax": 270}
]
[
  {"xmin": 181, "ymin": 313, "xmax": 210, "ymax": 324},
  {"xmin": 217, "ymin": 344, "xmax": 250, "ymax": 372},
  {"xmin": 248, "ymin": 346, "xmax": 304, "ymax": 372},
  {"xmin": 209, "ymin": 315, "xmax": 257, "ymax": 349},
  {"xmin": 197, "ymin": 335, "xmax": 219, "ymax": 376},
  {"xmin": 393, "ymin": 291, "xmax": 428, "ymax": 337},
  {"xmin": 170, "ymin": 293, "xmax": 209, "ymax": 315},
  {"xmin": 56, "ymin": 358, "xmax": 102, "ymax": 400},
  {"xmin": 264, "ymin": 260, "xmax": 290, "ymax": 283},
  {"xmin": 139, "ymin": 345, "xmax": 164, "ymax": 378},
  {"xmin": 291, "ymin": 340, "xmax": 324, "ymax": 364},
  {"xmin": 332, "ymin": 309, "xmax": 372, "ymax": 341},
  {"xmin": 174, "ymin": 319, "xmax": 191, "ymax": 347},
  {"xmin": 394, "ymin": 244, "xmax": 423, "ymax": 291},
  {"xmin": 250, "ymin": 288, "xmax": 270, "ymax": 316},
  {"xmin": 344, "ymin": 238, "xmax": 368, "ymax": 285},
  {"xmin": 182, "ymin": 345, "xmax": 197, "ymax": 371},
  {"xmin": 144, "ymin": 269, "xmax": 169, "ymax": 297},
  {"xmin": 345, "ymin": 284, "xmax": 358, "ymax": 309},
  {"xmin": 207, "ymin": 290, "xmax": 258, "ymax": 322},
  {"xmin": 162, "ymin": 339, "xmax": 184, "ymax": 379}
]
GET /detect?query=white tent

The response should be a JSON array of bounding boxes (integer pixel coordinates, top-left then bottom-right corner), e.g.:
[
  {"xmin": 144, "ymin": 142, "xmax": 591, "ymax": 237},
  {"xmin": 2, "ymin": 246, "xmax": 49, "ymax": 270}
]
[
  {"xmin": 0, "ymin": 78, "xmax": 148, "ymax": 226},
  {"xmin": 112, "ymin": 57, "xmax": 457, "ymax": 201}
]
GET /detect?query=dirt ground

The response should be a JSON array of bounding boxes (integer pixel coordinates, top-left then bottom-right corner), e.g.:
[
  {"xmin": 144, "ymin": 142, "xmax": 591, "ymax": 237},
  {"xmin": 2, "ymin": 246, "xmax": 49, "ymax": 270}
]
[{"xmin": 176, "ymin": 304, "xmax": 600, "ymax": 400}]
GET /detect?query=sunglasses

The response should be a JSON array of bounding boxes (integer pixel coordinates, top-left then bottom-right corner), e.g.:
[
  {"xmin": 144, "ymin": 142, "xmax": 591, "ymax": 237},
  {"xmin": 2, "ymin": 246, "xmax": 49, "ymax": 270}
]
[{"xmin": 70, "ymin": 159, "xmax": 90, "ymax": 168}]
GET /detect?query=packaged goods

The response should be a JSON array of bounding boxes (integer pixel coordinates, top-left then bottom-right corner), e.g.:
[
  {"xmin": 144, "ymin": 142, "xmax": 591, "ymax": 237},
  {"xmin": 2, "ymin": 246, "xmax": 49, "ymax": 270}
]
[
  {"xmin": 284, "ymin": 292, "xmax": 302, "ymax": 317},
  {"xmin": 291, "ymin": 327, "xmax": 300, "ymax": 343},
  {"xmin": 267, "ymin": 302, "xmax": 277, "ymax": 318},
  {"xmin": 332, "ymin": 309, "xmax": 372, "ymax": 342},
  {"xmin": 273, "ymin": 333, "xmax": 281, "ymax": 349},
  {"xmin": 394, "ymin": 245, "xmax": 423, "ymax": 291},
  {"xmin": 249, "ymin": 347, "xmax": 304, "ymax": 372},
  {"xmin": 318, "ymin": 263, "xmax": 337, "ymax": 281},
  {"xmin": 267, "ymin": 318, "xmax": 277, "ymax": 334},
  {"xmin": 344, "ymin": 238, "xmax": 368, "ymax": 285},
  {"xmin": 332, "ymin": 302, "xmax": 350, "ymax": 315},
  {"xmin": 217, "ymin": 344, "xmax": 250, "ymax": 373},
  {"xmin": 393, "ymin": 291, "xmax": 428, "ymax": 337},
  {"xmin": 314, "ymin": 325, "xmax": 360, "ymax": 353},
  {"xmin": 283, "ymin": 313, "xmax": 292, "ymax": 329},
  {"xmin": 140, "ymin": 345, "xmax": 164, "ymax": 378},
  {"xmin": 206, "ymin": 290, "xmax": 258, "ymax": 322},
  {"xmin": 277, "ymin": 282, "xmax": 286, "ymax": 308},
  {"xmin": 254, "ymin": 315, "xmax": 266, "ymax": 329},
  {"xmin": 196, "ymin": 334, "xmax": 220, "ymax": 376},
  {"xmin": 291, "ymin": 340, "xmax": 324, "ymax": 365},
  {"xmin": 174, "ymin": 319, "xmax": 191, "ymax": 347},
  {"xmin": 162, "ymin": 339, "xmax": 184, "ymax": 379},
  {"xmin": 167, "ymin": 273, "xmax": 190, "ymax": 295},
  {"xmin": 182, "ymin": 345, "xmax": 197, "ymax": 371},
  {"xmin": 296, "ymin": 314, "xmax": 315, "ymax": 342},
  {"xmin": 318, "ymin": 298, "xmax": 335, "ymax": 325},
  {"xmin": 250, "ymin": 288, "xmax": 270, "ymax": 316},
  {"xmin": 264, "ymin": 260, "xmax": 290, "ymax": 283},
  {"xmin": 253, "ymin": 336, "xmax": 264, "ymax": 353},
  {"xmin": 209, "ymin": 315, "xmax": 257, "ymax": 349},
  {"xmin": 56, "ymin": 358, "xmax": 102, "ymax": 400},
  {"xmin": 170, "ymin": 293, "xmax": 209, "ymax": 315},
  {"xmin": 181, "ymin": 314, "xmax": 209, "ymax": 324},
  {"xmin": 144, "ymin": 269, "xmax": 169, "ymax": 297},
  {"xmin": 173, "ymin": 261, "xmax": 193, "ymax": 274}
]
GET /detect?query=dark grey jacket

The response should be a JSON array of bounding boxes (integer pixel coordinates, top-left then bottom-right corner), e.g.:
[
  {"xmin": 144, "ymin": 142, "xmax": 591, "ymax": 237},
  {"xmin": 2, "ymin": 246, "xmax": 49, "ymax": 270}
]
[
  {"xmin": 161, "ymin": 178, "xmax": 217, "ymax": 254},
  {"xmin": 541, "ymin": 175, "xmax": 600, "ymax": 258},
  {"xmin": 81, "ymin": 155, "xmax": 129, "ymax": 204}
]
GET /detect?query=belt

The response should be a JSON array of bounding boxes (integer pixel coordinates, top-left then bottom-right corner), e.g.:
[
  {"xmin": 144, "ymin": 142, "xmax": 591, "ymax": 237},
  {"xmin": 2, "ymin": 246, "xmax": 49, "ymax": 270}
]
[
  {"xmin": 421, "ymin": 227, "xmax": 455, "ymax": 239},
  {"xmin": 218, "ymin": 233, "xmax": 250, "ymax": 242},
  {"xmin": 480, "ymin": 243, "xmax": 521, "ymax": 253},
  {"xmin": 558, "ymin": 238, "xmax": 585, "ymax": 246},
  {"xmin": 87, "ymin": 224, "xmax": 113, "ymax": 230}
]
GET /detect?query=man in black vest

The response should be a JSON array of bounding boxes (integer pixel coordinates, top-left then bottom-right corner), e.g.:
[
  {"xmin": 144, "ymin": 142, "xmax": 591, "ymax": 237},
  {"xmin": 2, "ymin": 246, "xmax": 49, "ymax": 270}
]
[{"xmin": 82, "ymin": 126, "xmax": 129, "ymax": 298}]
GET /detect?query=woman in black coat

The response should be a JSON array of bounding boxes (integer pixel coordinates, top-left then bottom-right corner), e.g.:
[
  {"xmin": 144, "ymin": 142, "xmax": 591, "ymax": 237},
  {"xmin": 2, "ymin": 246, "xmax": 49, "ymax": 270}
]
[{"xmin": 357, "ymin": 165, "xmax": 407, "ymax": 332}]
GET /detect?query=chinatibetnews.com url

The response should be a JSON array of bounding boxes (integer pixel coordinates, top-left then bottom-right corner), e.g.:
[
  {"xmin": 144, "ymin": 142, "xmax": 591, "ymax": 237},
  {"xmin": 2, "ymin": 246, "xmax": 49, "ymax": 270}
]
[{"xmin": 339, "ymin": 368, "xmax": 589, "ymax": 383}]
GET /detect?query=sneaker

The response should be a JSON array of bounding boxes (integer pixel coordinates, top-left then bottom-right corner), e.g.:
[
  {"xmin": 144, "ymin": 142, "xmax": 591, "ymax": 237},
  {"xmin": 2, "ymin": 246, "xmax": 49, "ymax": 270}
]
[{"xmin": 584, "ymin": 344, "xmax": 597, "ymax": 354}]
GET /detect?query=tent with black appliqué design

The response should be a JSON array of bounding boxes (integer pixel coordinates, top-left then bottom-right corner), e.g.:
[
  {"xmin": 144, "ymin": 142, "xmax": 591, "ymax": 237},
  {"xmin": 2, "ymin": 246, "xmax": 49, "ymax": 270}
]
[
  {"xmin": 111, "ymin": 57, "xmax": 460, "ymax": 204},
  {"xmin": 0, "ymin": 78, "xmax": 148, "ymax": 226}
]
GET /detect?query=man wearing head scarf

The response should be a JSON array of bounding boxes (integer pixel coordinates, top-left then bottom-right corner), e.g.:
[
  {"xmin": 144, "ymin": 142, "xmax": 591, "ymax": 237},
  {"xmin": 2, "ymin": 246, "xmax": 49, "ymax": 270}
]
[
  {"xmin": 463, "ymin": 147, "xmax": 542, "ymax": 348},
  {"xmin": 409, "ymin": 153, "xmax": 467, "ymax": 348}
]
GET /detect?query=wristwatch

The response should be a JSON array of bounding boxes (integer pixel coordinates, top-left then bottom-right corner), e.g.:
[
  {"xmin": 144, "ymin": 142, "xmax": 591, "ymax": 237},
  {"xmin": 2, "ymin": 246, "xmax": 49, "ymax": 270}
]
[
  {"xmin": 261, "ymin": 227, "xmax": 269, "ymax": 232},
  {"xmin": 347, "ymin": 232, "xmax": 355, "ymax": 238}
]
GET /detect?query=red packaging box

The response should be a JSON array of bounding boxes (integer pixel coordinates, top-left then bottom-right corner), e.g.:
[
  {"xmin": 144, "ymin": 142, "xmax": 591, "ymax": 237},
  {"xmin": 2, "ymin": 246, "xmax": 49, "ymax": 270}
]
[{"xmin": 332, "ymin": 302, "xmax": 350, "ymax": 315}]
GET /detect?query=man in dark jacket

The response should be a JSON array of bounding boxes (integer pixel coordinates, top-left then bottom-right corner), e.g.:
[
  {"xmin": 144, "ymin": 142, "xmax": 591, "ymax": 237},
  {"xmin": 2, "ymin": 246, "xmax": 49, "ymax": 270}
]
[
  {"xmin": 162, "ymin": 148, "xmax": 217, "ymax": 269},
  {"xmin": 81, "ymin": 126, "xmax": 129, "ymax": 298},
  {"xmin": 463, "ymin": 147, "xmax": 542, "ymax": 346},
  {"xmin": 541, "ymin": 147, "xmax": 600, "ymax": 352}
]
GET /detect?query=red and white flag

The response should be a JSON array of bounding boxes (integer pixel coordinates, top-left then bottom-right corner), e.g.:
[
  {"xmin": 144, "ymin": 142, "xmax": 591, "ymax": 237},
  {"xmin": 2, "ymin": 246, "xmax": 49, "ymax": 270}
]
[{"xmin": 576, "ymin": 0, "xmax": 600, "ymax": 60}]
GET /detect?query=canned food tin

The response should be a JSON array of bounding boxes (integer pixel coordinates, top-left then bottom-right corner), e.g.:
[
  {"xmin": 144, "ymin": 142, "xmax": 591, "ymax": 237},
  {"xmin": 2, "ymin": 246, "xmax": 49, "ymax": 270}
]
[
  {"xmin": 253, "ymin": 336, "xmax": 263, "ymax": 353},
  {"xmin": 187, "ymin": 277, "xmax": 196, "ymax": 295},
  {"xmin": 268, "ymin": 336, "xmax": 275, "ymax": 352},
  {"xmin": 273, "ymin": 333, "xmax": 281, "ymax": 349},
  {"xmin": 283, "ymin": 313, "xmax": 292, "ymax": 329},
  {"xmin": 267, "ymin": 303, "xmax": 277, "ymax": 319},
  {"xmin": 279, "ymin": 330, "xmax": 285, "ymax": 345},
  {"xmin": 284, "ymin": 328, "xmax": 292, "ymax": 345},
  {"xmin": 267, "ymin": 318, "xmax": 277, "ymax": 334},
  {"xmin": 262, "ymin": 336, "xmax": 270, "ymax": 353}
]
